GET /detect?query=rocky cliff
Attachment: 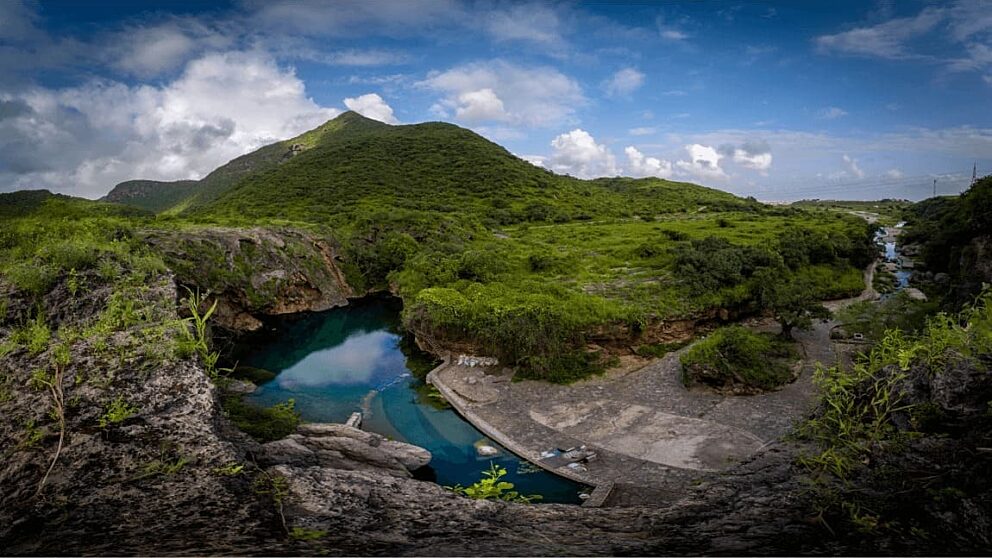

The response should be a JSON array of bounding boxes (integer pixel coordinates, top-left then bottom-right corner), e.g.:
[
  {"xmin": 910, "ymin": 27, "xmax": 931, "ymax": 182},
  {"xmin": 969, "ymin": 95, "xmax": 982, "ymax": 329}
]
[{"xmin": 144, "ymin": 227, "xmax": 356, "ymax": 331}]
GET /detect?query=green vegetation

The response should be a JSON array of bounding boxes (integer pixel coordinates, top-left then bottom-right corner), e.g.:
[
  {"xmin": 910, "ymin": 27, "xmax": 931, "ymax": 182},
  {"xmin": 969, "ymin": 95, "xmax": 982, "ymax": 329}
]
[
  {"xmin": 289, "ymin": 527, "xmax": 327, "ymax": 541},
  {"xmin": 837, "ymin": 292, "xmax": 937, "ymax": 341},
  {"xmin": 213, "ymin": 462, "xmax": 246, "ymax": 476},
  {"xmin": 177, "ymin": 288, "xmax": 223, "ymax": 379},
  {"xmin": 98, "ymin": 395, "xmax": 139, "ymax": 428},
  {"xmin": 903, "ymin": 175, "xmax": 992, "ymax": 308},
  {"xmin": 448, "ymin": 462, "xmax": 542, "ymax": 503},
  {"xmin": 135, "ymin": 456, "xmax": 189, "ymax": 480},
  {"xmin": 791, "ymin": 199, "xmax": 912, "ymax": 227},
  {"xmin": 223, "ymin": 396, "xmax": 300, "ymax": 442},
  {"xmin": 680, "ymin": 326, "xmax": 798, "ymax": 391},
  {"xmin": 102, "ymin": 180, "xmax": 199, "ymax": 213},
  {"xmin": 798, "ymin": 288, "xmax": 992, "ymax": 534},
  {"xmin": 1, "ymin": 114, "xmax": 875, "ymax": 385}
]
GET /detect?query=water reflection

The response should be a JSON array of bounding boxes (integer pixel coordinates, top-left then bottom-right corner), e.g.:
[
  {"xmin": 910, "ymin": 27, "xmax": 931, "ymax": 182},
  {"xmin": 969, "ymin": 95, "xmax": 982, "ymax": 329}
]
[
  {"xmin": 233, "ymin": 296, "xmax": 585, "ymax": 504},
  {"xmin": 276, "ymin": 330, "xmax": 400, "ymax": 388}
]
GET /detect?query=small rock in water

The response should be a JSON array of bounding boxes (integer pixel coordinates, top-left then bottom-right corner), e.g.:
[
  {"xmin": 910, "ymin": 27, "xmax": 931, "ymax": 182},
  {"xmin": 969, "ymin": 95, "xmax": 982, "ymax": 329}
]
[{"xmin": 476, "ymin": 444, "xmax": 500, "ymax": 457}]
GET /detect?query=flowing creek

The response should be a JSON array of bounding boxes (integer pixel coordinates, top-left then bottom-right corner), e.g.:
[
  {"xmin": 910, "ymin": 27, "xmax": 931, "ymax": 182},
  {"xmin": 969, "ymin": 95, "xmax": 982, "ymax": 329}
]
[
  {"xmin": 233, "ymin": 295, "xmax": 586, "ymax": 504},
  {"xmin": 878, "ymin": 221, "xmax": 913, "ymax": 295}
]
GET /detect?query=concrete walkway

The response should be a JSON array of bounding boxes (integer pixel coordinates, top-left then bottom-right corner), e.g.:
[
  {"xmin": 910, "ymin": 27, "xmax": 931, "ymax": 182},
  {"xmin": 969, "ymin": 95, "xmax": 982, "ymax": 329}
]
[
  {"xmin": 429, "ymin": 322, "xmax": 825, "ymax": 503},
  {"xmin": 427, "ymin": 264, "xmax": 878, "ymax": 506}
]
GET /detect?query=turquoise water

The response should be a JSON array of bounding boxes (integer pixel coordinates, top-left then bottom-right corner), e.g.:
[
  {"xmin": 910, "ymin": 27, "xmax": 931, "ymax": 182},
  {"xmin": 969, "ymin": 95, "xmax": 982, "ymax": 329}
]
[{"xmin": 236, "ymin": 296, "xmax": 585, "ymax": 504}]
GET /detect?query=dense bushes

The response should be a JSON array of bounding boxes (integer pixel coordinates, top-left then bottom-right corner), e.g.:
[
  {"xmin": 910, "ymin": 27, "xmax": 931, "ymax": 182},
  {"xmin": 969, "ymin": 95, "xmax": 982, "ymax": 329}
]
[
  {"xmin": 903, "ymin": 175, "xmax": 992, "ymax": 308},
  {"xmin": 679, "ymin": 325, "xmax": 798, "ymax": 391},
  {"xmin": 673, "ymin": 237, "xmax": 782, "ymax": 293},
  {"xmin": 403, "ymin": 283, "xmax": 629, "ymax": 383}
]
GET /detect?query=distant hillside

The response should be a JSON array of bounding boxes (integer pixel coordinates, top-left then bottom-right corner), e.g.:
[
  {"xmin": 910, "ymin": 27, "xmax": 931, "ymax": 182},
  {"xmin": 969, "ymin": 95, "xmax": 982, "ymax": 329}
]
[
  {"xmin": 103, "ymin": 180, "xmax": 198, "ymax": 213},
  {"xmin": 0, "ymin": 189, "xmax": 148, "ymax": 219},
  {"xmin": 105, "ymin": 111, "xmax": 754, "ymax": 224}
]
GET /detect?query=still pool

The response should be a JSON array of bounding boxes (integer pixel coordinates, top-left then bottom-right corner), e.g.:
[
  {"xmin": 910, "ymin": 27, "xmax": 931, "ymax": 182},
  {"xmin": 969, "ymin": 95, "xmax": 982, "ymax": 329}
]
[{"xmin": 234, "ymin": 296, "xmax": 586, "ymax": 504}]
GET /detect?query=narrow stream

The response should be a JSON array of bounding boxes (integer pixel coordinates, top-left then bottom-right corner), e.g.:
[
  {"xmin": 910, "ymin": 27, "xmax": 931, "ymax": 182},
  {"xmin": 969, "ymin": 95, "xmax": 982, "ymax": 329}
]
[
  {"xmin": 232, "ymin": 295, "xmax": 586, "ymax": 504},
  {"xmin": 878, "ymin": 221, "xmax": 912, "ymax": 294}
]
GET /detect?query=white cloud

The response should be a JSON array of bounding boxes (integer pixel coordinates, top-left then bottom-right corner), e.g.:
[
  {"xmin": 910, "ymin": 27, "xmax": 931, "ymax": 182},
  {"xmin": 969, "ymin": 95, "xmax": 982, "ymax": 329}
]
[
  {"xmin": 733, "ymin": 150, "xmax": 772, "ymax": 172},
  {"xmin": 885, "ymin": 168, "xmax": 904, "ymax": 179},
  {"xmin": 675, "ymin": 144, "xmax": 727, "ymax": 180},
  {"xmin": 343, "ymin": 93, "xmax": 398, "ymax": 123},
  {"xmin": 660, "ymin": 29, "xmax": 689, "ymax": 41},
  {"xmin": 453, "ymin": 88, "xmax": 506, "ymax": 122},
  {"xmin": 814, "ymin": 7, "xmax": 943, "ymax": 59},
  {"xmin": 246, "ymin": 0, "xmax": 464, "ymax": 38},
  {"xmin": 484, "ymin": 3, "xmax": 564, "ymax": 46},
  {"xmin": 547, "ymin": 129, "xmax": 618, "ymax": 178},
  {"xmin": 624, "ymin": 146, "xmax": 672, "ymax": 178},
  {"xmin": 842, "ymin": 154, "xmax": 865, "ymax": 179},
  {"xmin": 303, "ymin": 48, "xmax": 411, "ymax": 66},
  {"xmin": 629, "ymin": 127, "xmax": 656, "ymax": 136},
  {"xmin": 0, "ymin": 51, "xmax": 340, "ymax": 197},
  {"xmin": 418, "ymin": 60, "xmax": 585, "ymax": 128},
  {"xmin": 818, "ymin": 106, "xmax": 848, "ymax": 119},
  {"xmin": 111, "ymin": 24, "xmax": 199, "ymax": 77},
  {"xmin": 603, "ymin": 67, "xmax": 645, "ymax": 97},
  {"xmin": 716, "ymin": 139, "xmax": 773, "ymax": 174}
]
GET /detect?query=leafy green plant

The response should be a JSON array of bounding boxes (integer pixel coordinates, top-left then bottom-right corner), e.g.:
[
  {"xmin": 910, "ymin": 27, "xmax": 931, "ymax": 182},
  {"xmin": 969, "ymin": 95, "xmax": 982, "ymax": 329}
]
[
  {"xmin": 447, "ymin": 462, "xmax": 542, "ymax": 503},
  {"xmin": 98, "ymin": 395, "xmax": 139, "ymax": 428},
  {"xmin": 135, "ymin": 456, "xmax": 189, "ymax": 480},
  {"xmin": 19, "ymin": 419, "xmax": 45, "ymax": 449},
  {"xmin": 179, "ymin": 287, "xmax": 224, "ymax": 379},
  {"xmin": 13, "ymin": 316, "xmax": 51, "ymax": 356}
]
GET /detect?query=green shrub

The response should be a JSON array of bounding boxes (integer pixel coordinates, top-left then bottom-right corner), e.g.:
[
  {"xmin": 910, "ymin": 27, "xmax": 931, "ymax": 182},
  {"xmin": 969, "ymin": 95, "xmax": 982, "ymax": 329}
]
[
  {"xmin": 13, "ymin": 316, "xmax": 51, "ymax": 355},
  {"xmin": 5, "ymin": 262, "xmax": 56, "ymax": 295},
  {"xmin": 680, "ymin": 325, "xmax": 797, "ymax": 391},
  {"xmin": 224, "ymin": 396, "xmax": 300, "ymax": 441}
]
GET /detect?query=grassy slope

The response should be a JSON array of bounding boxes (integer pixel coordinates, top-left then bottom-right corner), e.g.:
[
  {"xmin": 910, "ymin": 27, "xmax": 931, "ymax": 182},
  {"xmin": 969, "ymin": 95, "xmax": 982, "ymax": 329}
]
[
  {"xmin": 791, "ymin": 199, "xmax": 912, "ymax": 227},
  {"xmin": 16, "ymin": 114, "xmax": 874, "ymax": 380}
]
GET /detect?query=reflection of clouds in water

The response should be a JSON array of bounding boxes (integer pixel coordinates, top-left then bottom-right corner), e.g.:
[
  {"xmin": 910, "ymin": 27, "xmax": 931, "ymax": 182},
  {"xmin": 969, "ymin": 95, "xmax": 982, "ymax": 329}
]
[{"xmin": 277, "ymin": 330, "xmax": 400, "ymax": 388}]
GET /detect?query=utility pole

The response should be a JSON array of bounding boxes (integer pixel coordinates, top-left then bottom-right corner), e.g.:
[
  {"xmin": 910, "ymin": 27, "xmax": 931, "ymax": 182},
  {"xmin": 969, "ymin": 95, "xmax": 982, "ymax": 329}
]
[
  {"xmin": 933, "ymin": 178, "xmax": 937, "ymax": 197},
  {"xmin": 974, "ymin": 162, "xmax": 978, "ymax": 186}
]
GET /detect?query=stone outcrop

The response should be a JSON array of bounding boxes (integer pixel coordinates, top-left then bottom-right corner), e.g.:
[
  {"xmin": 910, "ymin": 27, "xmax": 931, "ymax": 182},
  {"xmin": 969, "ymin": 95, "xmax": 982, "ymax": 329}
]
[
  {"xmin": 260, "ymin": 423, "xmax": 431, "ymax": 477},
  {"xmin": 143, "ymin": 227, "xmax": 356, "ymax": 331}
]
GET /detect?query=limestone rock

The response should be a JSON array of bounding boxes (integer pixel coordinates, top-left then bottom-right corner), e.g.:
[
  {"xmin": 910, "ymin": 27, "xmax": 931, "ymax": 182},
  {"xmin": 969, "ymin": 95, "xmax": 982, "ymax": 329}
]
[{"xmin": 262, "ymin": 424, "xmax": 431, "ymax": 477}]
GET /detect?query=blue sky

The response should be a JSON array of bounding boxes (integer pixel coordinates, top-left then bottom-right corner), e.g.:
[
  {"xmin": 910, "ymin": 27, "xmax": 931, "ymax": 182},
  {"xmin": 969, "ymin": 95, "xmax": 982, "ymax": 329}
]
[{"xmin": 1, "ymin": 0, "xmax": 989, "ymax": 201}]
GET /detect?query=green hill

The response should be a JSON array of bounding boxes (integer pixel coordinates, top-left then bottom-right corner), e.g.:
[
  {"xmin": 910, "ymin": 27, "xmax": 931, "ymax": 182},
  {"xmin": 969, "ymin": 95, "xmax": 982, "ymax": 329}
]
[
  {"xmin": 0, "ymin": 189, "xmax": 149, "ymax": 219},
  {"xmin": 103, "ymin": 180, "xmax": 198, "ymax": 213},
  {"xmin": 191, "ymin": 112, "xmax": 751, "ymax": 227},
  {"xmin": 103, "ymin": 111, "xmax": 751, "ymax": 226}
]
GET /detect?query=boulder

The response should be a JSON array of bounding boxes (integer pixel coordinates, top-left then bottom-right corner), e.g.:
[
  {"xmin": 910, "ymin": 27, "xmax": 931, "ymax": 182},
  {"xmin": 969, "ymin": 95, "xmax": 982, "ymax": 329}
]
[{"xmin": 263, "ymin": 423, "xmax": 431, "ymax": 477}]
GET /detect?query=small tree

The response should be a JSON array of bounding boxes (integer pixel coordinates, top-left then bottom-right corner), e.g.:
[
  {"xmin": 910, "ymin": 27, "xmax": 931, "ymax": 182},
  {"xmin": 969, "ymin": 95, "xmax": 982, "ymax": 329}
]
[{"xmin": 753, "ymin": 268, "xmax": 832, "ymax": 338}]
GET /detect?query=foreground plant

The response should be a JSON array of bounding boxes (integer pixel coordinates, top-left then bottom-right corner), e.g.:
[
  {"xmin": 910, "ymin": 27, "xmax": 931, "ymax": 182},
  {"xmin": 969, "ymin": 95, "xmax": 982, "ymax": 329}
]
[{"xmin": 447, "ymin": 462, "xmax": 542, "ymax": 503}]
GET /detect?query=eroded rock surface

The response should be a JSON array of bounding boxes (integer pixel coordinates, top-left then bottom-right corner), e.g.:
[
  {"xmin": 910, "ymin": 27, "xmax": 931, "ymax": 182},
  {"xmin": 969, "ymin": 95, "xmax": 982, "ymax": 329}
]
[
  {"xmin": 143, "ymin": 227, "xmax": 356, "ymax": 331},
  {"xmin": 260, "ymin": 423, "xmax": 432, "ymax": 477}
]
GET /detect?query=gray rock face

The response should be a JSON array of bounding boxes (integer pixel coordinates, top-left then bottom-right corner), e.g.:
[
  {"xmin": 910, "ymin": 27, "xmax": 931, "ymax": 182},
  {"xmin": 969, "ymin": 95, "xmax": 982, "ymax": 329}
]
[
  {"xmin": 262, "ymin": 423, "xmax": 431, "ymax": 477},
  {"xmin": 143, "ymin": 227, "xmax": 356, "ymax": 332}
]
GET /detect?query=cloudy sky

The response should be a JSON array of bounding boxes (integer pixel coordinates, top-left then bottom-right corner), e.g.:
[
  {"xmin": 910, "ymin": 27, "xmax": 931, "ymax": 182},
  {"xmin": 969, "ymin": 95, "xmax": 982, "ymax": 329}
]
[{"xmin": 1, "ymin": 0, "xmax": 990, "ymax": 201}]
